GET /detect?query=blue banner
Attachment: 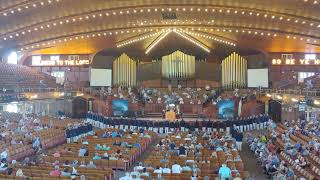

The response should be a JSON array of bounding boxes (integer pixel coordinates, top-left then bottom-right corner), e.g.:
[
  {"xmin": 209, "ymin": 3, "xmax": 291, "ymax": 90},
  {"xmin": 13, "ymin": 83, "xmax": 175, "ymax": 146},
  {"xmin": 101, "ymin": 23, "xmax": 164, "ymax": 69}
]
[
  {"xmin": 112, "ymin": 100, "xmax": 129, "ymax": 116},
  {"xmin": 218, "ymin": 100, "xmax": 235, "ymax": 119}
]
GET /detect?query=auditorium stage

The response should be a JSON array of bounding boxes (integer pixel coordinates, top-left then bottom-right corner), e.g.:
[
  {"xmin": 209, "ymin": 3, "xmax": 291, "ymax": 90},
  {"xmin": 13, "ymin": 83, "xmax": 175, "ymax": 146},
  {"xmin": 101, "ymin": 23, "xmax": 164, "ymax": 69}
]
[{"xmin": 129, "ymin": 117, "xmax": 221, "ymax": 122}]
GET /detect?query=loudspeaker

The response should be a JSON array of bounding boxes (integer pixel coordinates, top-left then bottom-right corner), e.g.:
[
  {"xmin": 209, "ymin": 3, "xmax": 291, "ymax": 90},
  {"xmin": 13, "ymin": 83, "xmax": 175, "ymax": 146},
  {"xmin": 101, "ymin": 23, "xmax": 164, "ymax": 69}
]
[{"xmin": 268, "ymin": 100, "xmax": 281, "ymax": 122}]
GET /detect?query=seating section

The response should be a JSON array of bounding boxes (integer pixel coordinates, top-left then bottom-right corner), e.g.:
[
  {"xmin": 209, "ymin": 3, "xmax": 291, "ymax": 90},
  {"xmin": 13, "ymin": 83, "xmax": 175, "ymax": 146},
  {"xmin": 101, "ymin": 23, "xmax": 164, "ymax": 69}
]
[
  {"xmin": 1, "ymin": 164, "xmax": 114, "ymax": 180},
  {"xmin": 0, "ymin": 63, "xmax": 58, "ymax": 90},
  {"xmin": 0, "ymin": 112, "xmax": 66, "ymax": 161},
  {"xmin": 275, "ymin": 124, "xmax": 319, "ymax": 179},
  {"xmin": 303, "ymin": 74, "xmax": 320, "ymax": 89},
  {"xmin": 140, "ymin": 131, "xmax": 249, "ymax": 180},
  {"xmin": 44, "ymin": 129, "xmax": 155, "ymax": 171},
  {"xmin": 40, "ymin": 117, "xmax": 83, "ymax": 128}
]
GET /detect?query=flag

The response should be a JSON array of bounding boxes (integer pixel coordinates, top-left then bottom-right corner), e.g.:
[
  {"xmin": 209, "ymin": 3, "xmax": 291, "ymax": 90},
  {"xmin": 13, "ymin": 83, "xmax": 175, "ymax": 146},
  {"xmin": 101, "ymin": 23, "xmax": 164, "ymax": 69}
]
[{"xmin": 238, "ymin": 99, "xmax": 242, "ymax": 117}]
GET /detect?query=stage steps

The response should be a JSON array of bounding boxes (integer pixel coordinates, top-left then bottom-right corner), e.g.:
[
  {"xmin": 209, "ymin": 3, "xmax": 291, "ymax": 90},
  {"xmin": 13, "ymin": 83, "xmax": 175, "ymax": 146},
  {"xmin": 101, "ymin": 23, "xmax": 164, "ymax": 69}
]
[
  {"xmin": 146, "ymin": 112, "xmax": 162, "ymax": 118},
  {"xmin": 146, "ymin": 113, "xmax": 205, "ymax": 120},
  {"xmin": 182, "ymin": 113, "xmax": 200, "ymax": 119}
]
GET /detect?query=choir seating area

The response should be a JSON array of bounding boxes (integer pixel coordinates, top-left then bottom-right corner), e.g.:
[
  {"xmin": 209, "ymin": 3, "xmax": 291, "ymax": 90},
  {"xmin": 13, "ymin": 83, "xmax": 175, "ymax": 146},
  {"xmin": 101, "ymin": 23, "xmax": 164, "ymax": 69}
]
[{"xmin": 0, "ymin": 63, "xmax": 58, "ymax": 91}]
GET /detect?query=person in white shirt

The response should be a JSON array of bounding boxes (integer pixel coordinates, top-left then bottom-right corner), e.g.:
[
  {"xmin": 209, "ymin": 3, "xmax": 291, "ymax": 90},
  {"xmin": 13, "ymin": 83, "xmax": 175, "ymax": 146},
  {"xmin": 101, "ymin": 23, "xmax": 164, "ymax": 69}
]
[
  {"xmin": 162, "ymin": 165, "xmax": 171, "ymax": 174},
  {"xmin": 182, "ymin": 164, "xmax": 192, "ymax": 172},
  {"xmin": 172, "ymin": 161, "xmax": 182, "ymax": 174},
  {"xmin": 0, "ymin": 149, "xmax": 8, "ymax": 160},
  {"xmin": 134, "ymin": 162, "xmax": 144, "ymax": 171},
  {"xmin": 140, "ymin": 168, "xmax": 149, "ymax": 177},
  {"xmin": 119, "ymin": 172, "xmax": 131, "ymax": 180},
  {"xmin": 0, "ymin": 160, "xmax": 8, "ymax": 172},
  {"xmin": 153, "ymin": 166, "xmax": 162, "ymax": 174}
]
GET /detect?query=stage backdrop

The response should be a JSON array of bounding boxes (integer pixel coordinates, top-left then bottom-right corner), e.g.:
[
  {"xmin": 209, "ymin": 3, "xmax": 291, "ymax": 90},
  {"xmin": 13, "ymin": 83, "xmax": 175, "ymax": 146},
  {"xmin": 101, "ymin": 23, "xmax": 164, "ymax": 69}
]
[
  {"xmin": 218, "ymin": 100, "xmax": 235, "ymax": 119},
  {"xmin": 112, "ymin": 100, "xmax": 129, "ymax": 117}
]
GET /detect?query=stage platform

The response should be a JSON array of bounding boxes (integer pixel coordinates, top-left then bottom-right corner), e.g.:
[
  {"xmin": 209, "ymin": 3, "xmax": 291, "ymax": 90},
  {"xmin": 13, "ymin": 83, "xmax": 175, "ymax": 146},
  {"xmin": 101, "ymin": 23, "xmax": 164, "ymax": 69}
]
[{"xmin": 132, "ymin": 117, "xmax": 221, "ymax": 122}]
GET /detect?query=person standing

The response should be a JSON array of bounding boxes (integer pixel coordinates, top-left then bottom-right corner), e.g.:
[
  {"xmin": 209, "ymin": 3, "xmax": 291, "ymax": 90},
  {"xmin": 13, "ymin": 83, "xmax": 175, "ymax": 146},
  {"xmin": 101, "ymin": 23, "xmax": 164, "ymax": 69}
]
[
  {"xmin": 218, "ymin": 164, "xmax": 231, "ymax": 180},
  {"xmin": 235, "ymin": 130, "xmax": 244, "ymax": 151}
]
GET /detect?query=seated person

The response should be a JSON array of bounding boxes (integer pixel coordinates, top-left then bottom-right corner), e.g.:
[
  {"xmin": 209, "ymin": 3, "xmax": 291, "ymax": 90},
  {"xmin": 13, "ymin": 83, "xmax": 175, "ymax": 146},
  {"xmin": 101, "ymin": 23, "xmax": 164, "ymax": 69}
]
[
  {"xmin": 140, "ymin": 168, "xmax": 149, "ymax": 177},
  {"xmin": 179, "ymin": 144, "xmax": 187, "ymax": 156},
  {"xmin": 102, "ymin": 152, "xmax": 109, "ymax": 159},
  {"xmin": 0, "ymin": 149, "xmax": 8, "ymax": 161},
  {"xmin": 111, "ymin": 131, "xmax": 118, "ymax": 138},
  {"xmin": 95, "ymin": 144, "xmax": 102, "ymax": 150},
  {"xmin": 120, "ymin": 141, "xmax": 129, "ymax": 148},
  {"xmin": 79, "ymin": 161, "xmax": 86, "ymax": 168},
  {"xmin": 101, "ymin": 131, "xmax": 110, "ymax": 138},
  {"xmin": 145, "ymin": 163, "xmax": 154, "ymax": 172},
  {"xmin": 172, "ymin": 161, "xmax": 182, "ymax": 174},
  {"xmin": 115, "ymin": 149, "xmax": 122, "ymax": 158},
  {"xmin": 15, "ymin": 169, "xmax": 24, "ymax": 177},
  {"xmin": 0, "ymin": 159, "xmax": 8, "ymax": 172},
  {"xmin": 182, "ymin": 163, "xmax": 192, "ymax": 172},
  {"xmin": 78, "ymin": 146, "xmax": 87, "ymax": 157},
  {"xmin": 50, "ymin": 165, "xmax": 61, "ymax": 176},
  {"xmin": 135, "ymin": 162, "xmax": 144, "ymax": 171},
  {"xmin": 162, "ymin": 165, "xmax": 171, "ymax": 174},
  {"xmin": 61, "ymin": 167, "xmax": 71, "ymax": 176},
  {"xmin": 92, "ymin": 153, "xmax": 101, "ymax": 160},
  {"xmin": 109, "ymin": 154, "xmax": 118, "ymax": 160},
  {"xmin": 82, "ymin": 140, "xmax": 89, "ymax": 145},
  {"xmin": 63, "ymin": 160, "xmax": 71, "ymax": 167},
  {"xmin": 134, "ymin": 141, "xmax": 141, "ymax": 149},
  {"xmin": 153, "ymin": 166, "xmax": 162, "ymax": 174},
  {"xmin": 160, "ymin": 155, "xmax": 169, "ymax": 164},
  {"xmin": 87, "ymin": 161, "xmax": 97, "ymax": 169},
  {"xmin": 113, "ymin": 140, "xmax": 121, "ymax": 146},
  {"xmin": 101, "ymin": 144, "xmax": 110, "ymax": 151}
]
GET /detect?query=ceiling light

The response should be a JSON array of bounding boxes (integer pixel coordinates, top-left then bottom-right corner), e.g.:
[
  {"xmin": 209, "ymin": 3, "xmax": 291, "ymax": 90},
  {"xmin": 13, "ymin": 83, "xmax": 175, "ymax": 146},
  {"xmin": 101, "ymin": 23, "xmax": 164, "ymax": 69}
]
[
  {"xmin": 173, "ymin": 30, "xmax": 210, "ymax": 53},
  {"xmin": 145, "ymin": 30, "xmax": 171, "ymax": 54}
]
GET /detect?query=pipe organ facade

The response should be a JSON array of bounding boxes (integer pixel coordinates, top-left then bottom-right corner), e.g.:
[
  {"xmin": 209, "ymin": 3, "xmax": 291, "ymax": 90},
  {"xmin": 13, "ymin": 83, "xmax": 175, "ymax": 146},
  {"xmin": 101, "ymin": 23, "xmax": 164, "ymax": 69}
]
[
  {"xmin": 113, "ymin": 53, "xmax": 137, "ymax": 87},
  {"xmin": 162, "ymin": 50, "xmax": 196, "ymax": 79},
  {"xmin": 222, "ymin": 52, "xmax": 247, "ymax": 89}
]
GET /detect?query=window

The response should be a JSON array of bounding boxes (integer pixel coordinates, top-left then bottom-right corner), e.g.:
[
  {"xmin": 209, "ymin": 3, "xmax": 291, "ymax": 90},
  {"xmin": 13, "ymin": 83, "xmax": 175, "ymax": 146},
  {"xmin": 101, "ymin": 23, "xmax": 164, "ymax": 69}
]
[
  {"xmin": 281, "ymin": 54, "xmax": 293, "ymax": 60},
  {"xmin": 7, "ymin": 52, "xmax": 18, "ymax": 64},
  {"xmin": 50, "ymin": 55, "xmax": 60, "ymax": 61},
  {"xmin": 51, "ymin": 71, "xmax": 65, "ymax": 78},
  {"xmin": 32, "ymin": 55, "xmax": 41, "ymax": 66},
  {"xmin": 305, "ymin": 54, "xmax": 316, "ymax": 60},
  {"xmin": 51, "ymin": 71, "xmax": 65, "ymax": 84},
  {"xmin": 298, "ymin": 72, "xmax": 315, "ymax": 83},
  {"xmin": 5, "ymin": 103, "xmax": 18, "ymax": 113}
]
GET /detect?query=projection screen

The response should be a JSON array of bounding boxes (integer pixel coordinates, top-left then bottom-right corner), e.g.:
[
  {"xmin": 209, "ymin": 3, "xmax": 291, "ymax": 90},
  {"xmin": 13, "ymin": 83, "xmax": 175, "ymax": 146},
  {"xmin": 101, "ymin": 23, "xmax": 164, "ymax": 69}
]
[
  {"xmin": 247, "ymin": 69, "xmax": 269, "ymax": 88},
  {"xmin": 90, "ymin": 69, "xmax": 112, "ymax": 86}
]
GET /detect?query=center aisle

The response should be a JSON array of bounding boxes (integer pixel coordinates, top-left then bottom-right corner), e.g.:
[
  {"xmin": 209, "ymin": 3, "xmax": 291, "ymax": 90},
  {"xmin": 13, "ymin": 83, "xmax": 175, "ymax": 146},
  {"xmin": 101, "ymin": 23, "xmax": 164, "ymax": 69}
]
[{"xmin": 239, "ymin": 142, "xmax": 268, "ymax": 180}]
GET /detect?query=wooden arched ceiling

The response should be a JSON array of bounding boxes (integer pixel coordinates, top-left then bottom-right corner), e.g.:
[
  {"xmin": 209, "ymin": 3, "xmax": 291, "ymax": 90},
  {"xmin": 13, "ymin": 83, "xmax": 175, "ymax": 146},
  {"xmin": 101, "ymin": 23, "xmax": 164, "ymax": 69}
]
[{"xmin": 0, "ymin": 0, "xmax": 320, "ymax": 56}]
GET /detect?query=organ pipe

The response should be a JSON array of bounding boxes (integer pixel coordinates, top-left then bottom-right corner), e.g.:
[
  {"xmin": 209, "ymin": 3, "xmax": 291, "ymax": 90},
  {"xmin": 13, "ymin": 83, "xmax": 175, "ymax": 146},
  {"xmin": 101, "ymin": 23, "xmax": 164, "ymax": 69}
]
[
  {"xmin": 113, "ymin": 53, "xmax": 137, "ymax": 87},
  {"xmin": 221, "ymin": 52, "xmax": 247, "ymax": 89},
  {"xmin": 162, "ymin": 50, "xmax": 196, "ymax": 79}
]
